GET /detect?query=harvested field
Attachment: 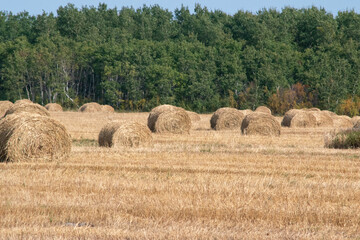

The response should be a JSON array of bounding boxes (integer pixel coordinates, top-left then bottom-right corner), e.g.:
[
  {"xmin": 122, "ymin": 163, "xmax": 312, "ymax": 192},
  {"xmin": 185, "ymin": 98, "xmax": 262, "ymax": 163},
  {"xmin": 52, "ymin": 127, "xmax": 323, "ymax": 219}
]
[{"xmin": 1, "ymin": 111, "xmax": 360, "ymax": 239}]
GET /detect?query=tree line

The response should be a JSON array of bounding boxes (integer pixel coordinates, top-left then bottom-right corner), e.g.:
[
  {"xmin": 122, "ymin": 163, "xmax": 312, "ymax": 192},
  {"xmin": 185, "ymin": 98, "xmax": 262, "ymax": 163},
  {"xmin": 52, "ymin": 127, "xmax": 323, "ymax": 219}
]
[{"xmin": 0, "ymin": 4, "xmax": 360, "ymax": 115}]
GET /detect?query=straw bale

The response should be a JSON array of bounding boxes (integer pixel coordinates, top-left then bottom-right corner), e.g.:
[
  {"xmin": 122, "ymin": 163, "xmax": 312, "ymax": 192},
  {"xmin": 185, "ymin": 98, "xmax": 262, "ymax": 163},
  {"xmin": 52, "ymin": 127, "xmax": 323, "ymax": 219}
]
[
  {"xmin": 332, "ymin": 115, "xmax": 353, "ymax": 128},
  {"xmin": 5, "ymin": 102, "xmax": 50, "ymax": 117},
  {"xmin": 255, "ymin": 106, "xmax": 271, "ymax": 115},
  {"xmin": 79, "ymin": 102, "xmax": 102, "ymax": 112},
  {"xmin": 210, "ymin": 107, "xmax": 244, "ymax": 130},
  {"xmin": 153, "ymin": 110, "xmax": 191, "ymax": 134},
  {"xmin": 0, "ymin": 113, "xmax": 71, "ymax": 162},
  {"xmin": 45, "ymin": 103, "xmax": 63, "ymax": 112},
  {"xmin": 98, "ymin": 121, "xmax": 152, "ymax": 147},
  {"xmin": 281, "ymin": 109, "xmax": 316, "ymax": 128},
  {"xmin": 0, "ymin": 101, "xmax": 13, "ymax": 118},
  {"xmin": 352, "ymin": 116, "xmax": 360, "ymax": 125},
  {"xmin": 186, "ymin": 111, "xmax": 201, "ymax": 122},
  {"xmin": 241, "ymin": 112, "xmax": 281, "ymax": 136},
  {"xmin": 354, "ymin": 119, "xmax": 360, "ymax": 129},
  {"xmin": 147, "ymin": 104, "xmax": 183, "ymax": 132},
  {"xmin": 102, "ymin": 105, "xmax": 115, "ymax": 113},
  {"xmin": 310, "ymin": 111, "xmax": 334, "ymax": 127}
]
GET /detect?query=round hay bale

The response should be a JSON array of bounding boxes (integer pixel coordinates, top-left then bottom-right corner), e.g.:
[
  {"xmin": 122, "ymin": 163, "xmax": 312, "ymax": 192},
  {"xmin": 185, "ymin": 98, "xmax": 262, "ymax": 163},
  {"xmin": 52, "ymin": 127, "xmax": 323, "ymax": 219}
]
[
  {"xmin": 153, "ymin": 110, "xmax": 191, "ymax": 134},
  {"xmin": 98, "ymin": 121, "xmax": 152, "ymax": 148},
  {"xmin": 332, "ymin": 115, "xmax": 353, "ymax": 128},
  {"xmin": 281, "ymin": 109, "xmax": 302, "ymax": 127},
  {"xmin": 14, "ymin": 99, "xmax": 33, "ymax": 105},
  {"xmin": 5, "ymin": 102, "xmax": 50, "ymax": 117},
  {"xmin": 241, "ymin": 112, "xmax": 281, "ymax": 136},
  {"xmin": 147, "ymin": 104, "xmax": 182, "ymax": 132},
  {"xmin": 310, "ymin": 111, "xmax": 334, "ymax": 127},
  {"xmin": 0, "ymin": 101, "xmax": 13, "ymax": 118},
  {"xmin": 210, "ymin": 107, "xmax": 244, "ymax": 130},
  {"xmin": 102, "ymin": 105, "xmax": 115, "ymax": 113},
  {"xmin": 281, "ymin": 109, "xmax": 316, "ymax": 128},
  {"xmin": 79, "ymin": 102, "xmax": 102, "ymax": 112},
  {"xmin": 255, "ymin": 106, "xmax": 271, "ymax": 115},
  {"xmin": 354, "ymin": 119, "xmax": 360, "ymax": 129},
  {"xmin": 238, "ymin": 109, "xmax": 253, "ymax": 116},
  {"xmin": 0, "ymin": 113, "xmax": 71, "ymax": 162},
  {"xmin": 186, "ymin": 111, "xmax": 201, "ymax": 122},
  {"xmin": 322, "ymin": 110, "xmax": 337, "ymax": 117},
  {"xmin": 352, "ymin": 116, "xmax": 360, "ymax": 125},
  {"xmin": 45, "ymin": 103, "xmax": 63, "ymax": 112}
]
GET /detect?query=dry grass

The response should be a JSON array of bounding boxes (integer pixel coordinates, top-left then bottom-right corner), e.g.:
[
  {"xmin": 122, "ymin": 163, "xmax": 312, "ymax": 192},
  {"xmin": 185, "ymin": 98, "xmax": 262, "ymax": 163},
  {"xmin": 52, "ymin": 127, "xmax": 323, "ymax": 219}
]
[{"xmin": 1, "ymin": 111, "xmax": 360, "ymax": 239}]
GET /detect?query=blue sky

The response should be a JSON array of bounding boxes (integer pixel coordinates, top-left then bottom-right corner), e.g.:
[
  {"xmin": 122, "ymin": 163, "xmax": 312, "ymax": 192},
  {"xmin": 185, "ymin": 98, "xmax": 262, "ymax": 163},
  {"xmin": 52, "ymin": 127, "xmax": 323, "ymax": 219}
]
[{"xmin": 2, "ymin": 0, "xmax": 360, "ymax": 16}]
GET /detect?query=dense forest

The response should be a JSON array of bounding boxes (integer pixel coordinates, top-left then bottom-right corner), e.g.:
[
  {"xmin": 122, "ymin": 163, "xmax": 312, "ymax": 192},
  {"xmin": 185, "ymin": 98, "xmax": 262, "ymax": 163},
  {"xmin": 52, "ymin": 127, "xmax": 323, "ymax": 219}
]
[{"xmin": 0, "ymin": 4, "xmax": 360, "ymax": 115}]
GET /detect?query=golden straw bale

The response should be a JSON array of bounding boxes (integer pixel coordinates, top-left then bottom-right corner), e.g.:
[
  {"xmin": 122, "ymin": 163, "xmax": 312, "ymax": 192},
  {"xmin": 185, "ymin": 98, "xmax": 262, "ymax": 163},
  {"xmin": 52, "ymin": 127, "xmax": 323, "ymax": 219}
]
[
  {"xmin": 98, "ymin": 121, "xmax": 152, "ymax": 147},
  {"xmin": 45, "ymin": 103, "xmax": 63, "ymax": 112},
  {"xmin": 0, "ymin": 113, "xmax": 71, "ymax": 162},
  {"xmin": 79, "ymin": 102, "xmax": 102, "ymax": 112},
  {"xmin": 153, "ymin": 110, "xmax": 191, "ymax": 134},
  {"xmin": 352, "ymin": 116, "xmax": 360, "ymax": 125},
  {"xmin": 281, "ymin": 109, "xmax": 302, "ymax": 127},
  {"xmin": 5, "ymin": 102, "xmax": 50, "ymax": 117},
  {"xmin": 354, "ymin": 119, "xmax": 360, "ymax": 129},
  {"xmin": 101, "ymin": 105, "xmax": 115, "ymax": 113},
  {"xmin": 14, "ymin": 99, "xmax": 33, "ymax": 105},
  {"xmin": 255, "ymin": 106, "xmax": 271, "ymax": 115},
  {"xmin": 281, "ymin": 109, "xmax": 316, "ymax": 128},
  {"xmin": 186, "ymin": 111, "xmax": 201, "ymax": 122},
  {"xmin": 310, "ymin": 111, "xmax": 334, "ymax": 127},
  {"xmin": 238, "ymin": 109, "xmax": 253, "ymax": 116},
  {"xmin": 332, "ymin": 115, "xmax": 353, "ymax": 128},
  {"xmin": 147, "ymin": 104, "xmax": 182, "ymax": 132},
  {"xmin": 0, "ymin": 101, "xmax": 13, "ymax": 118},
  {"xmin": 210, "ymin": 107, "xmax": 244, "ymax": 130},
  {"xmin": 241, "ymin": 112, "xmax": 281, "ymax": 136}
]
